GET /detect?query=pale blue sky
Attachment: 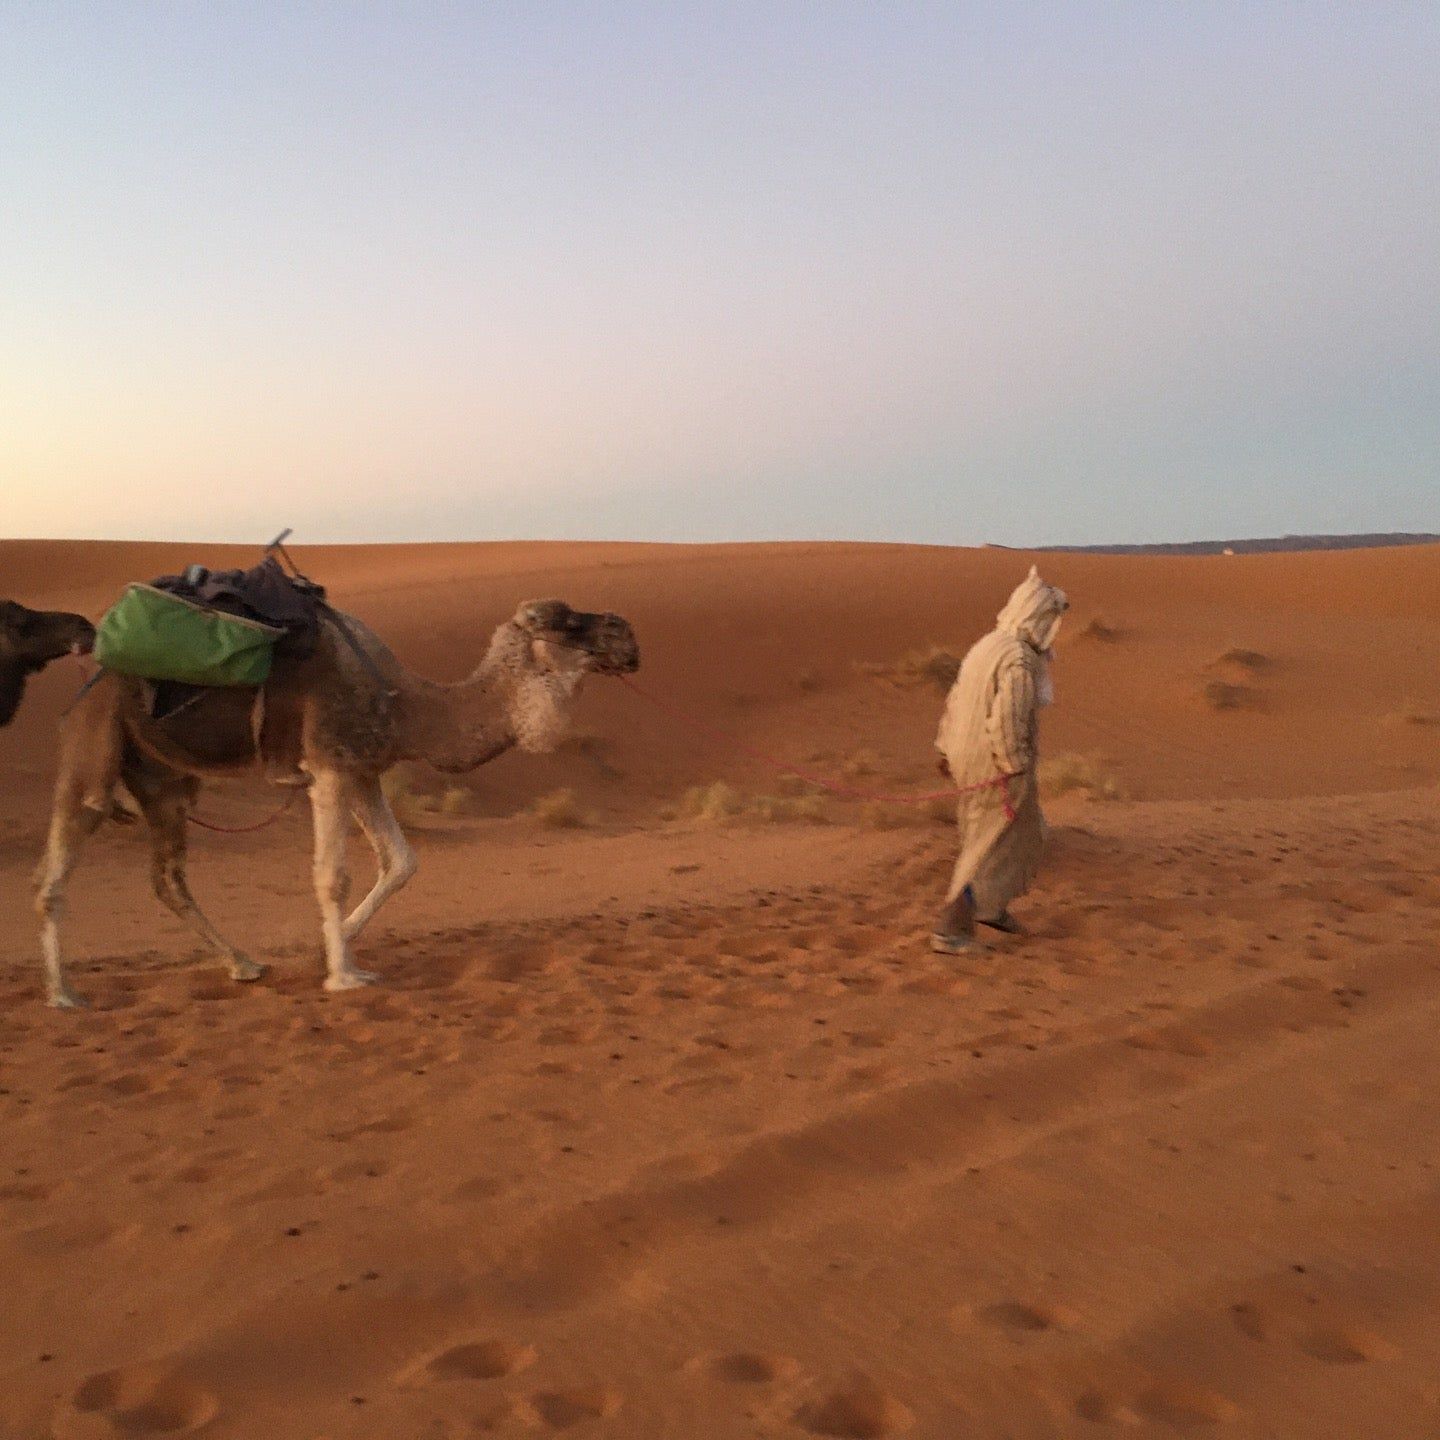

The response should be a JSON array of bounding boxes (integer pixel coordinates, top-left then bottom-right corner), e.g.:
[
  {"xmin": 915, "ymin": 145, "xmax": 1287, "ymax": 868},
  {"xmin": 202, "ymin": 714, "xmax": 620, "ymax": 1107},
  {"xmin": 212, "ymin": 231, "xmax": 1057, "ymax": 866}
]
[{"xmin": 3, "ymin": 2, "xmax": 1436, "ymax": 544}]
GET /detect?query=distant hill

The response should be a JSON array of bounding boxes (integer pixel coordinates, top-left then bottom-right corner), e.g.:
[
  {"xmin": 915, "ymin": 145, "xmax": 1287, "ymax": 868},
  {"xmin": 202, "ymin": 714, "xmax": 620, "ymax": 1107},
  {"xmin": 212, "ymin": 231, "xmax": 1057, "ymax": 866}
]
[{"xmin": 1027, "ymin": 533, "xmax": 1439, "ymax": 556}]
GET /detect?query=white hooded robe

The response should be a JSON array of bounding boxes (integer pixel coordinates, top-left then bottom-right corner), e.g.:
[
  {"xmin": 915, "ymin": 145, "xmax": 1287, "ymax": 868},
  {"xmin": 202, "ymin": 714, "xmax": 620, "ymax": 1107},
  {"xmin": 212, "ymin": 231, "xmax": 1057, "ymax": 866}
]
[{"xmin": 935, "ymin": 567, "xmax": 1068, "ymax": 916}]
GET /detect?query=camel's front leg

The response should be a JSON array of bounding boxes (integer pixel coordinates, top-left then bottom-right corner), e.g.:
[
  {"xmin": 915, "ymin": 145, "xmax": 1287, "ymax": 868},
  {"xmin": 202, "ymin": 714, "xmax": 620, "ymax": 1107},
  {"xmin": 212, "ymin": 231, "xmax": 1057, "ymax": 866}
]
[
  {"xmin": 34, "ymin": 792, "xmax": 105, "ymax": 1008},
  {"xmin": 310, "ymin": 769, "xmax": 375, "ymax": 991},
  {"xmin": 343, "ymin": 775, "xmax": 417, "ymax": 944}
]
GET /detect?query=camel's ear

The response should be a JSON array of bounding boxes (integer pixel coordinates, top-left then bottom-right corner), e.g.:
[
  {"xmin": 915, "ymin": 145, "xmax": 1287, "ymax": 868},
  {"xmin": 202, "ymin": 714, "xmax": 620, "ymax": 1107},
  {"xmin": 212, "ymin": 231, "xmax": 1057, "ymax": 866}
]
[
  {"xmin": 1027, "ymin": 565, "xmax": 1039, "ymax": 580},
  {"xmin": 514, "ymin": 599, "xmax": 572, "ymax": 633}
]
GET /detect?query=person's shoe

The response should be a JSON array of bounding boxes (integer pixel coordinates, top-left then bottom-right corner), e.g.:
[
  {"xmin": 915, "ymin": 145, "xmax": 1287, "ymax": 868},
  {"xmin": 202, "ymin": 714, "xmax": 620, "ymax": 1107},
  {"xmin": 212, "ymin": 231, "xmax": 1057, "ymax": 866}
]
[
  {"xmin": 930, "ymin": 931, "xmax": 976, "ymax": 955},
  {"xmin": 978, "ymin": 910, "xmax": 1024, "ymax": 935}
]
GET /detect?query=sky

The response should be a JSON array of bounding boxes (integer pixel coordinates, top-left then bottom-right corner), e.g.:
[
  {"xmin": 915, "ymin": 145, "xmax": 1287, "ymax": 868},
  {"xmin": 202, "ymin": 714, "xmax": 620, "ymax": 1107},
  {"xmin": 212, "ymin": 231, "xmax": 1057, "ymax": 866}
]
[{"xmin": 2, "ymin": 2, "xmax": 1437, "ymax": 546}]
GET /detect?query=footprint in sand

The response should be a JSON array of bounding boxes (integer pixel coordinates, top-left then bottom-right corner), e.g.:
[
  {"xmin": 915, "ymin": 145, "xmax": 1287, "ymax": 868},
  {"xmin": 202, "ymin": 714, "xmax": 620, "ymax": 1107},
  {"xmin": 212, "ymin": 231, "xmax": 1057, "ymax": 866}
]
[
  {"xmin": 977, "ymin": 1300, "xmax": 1075, "ymax": 1334},
  {"xmin": 797, "ymin": 1374, "xmax": 914, "ymax": 1438},
  {"xmin": 1074, "ymin": 1389, "xmax": 1143, "ymax": 1424},
  {"xmin": 57, "ymin": 1364, "xmax": 218, "ymax": 1438},
  {"xmin": 427, "ymin": 1338, "xmax": 538, "ymax": 1381},
  {"xmin": 1300, "ymin": 1325, "xmax": 1398, "ymax": 1365},
  {"xmin": 16, "ymin": 1217, "xmax": 115, "ymax": 1256},
  {"xmin": 709, "ymin": 1351, "xmax": 801, "ymax": 1384},
  {"xmin": 1229, "ymin": 1301, "xmax": 1268, "ymax": 1340},
  {"xmin": 1125, "ymin": 1028, "xmax": 1216, "ymax": 1057},
  {"xmin": 532, "ymin": 1385, "xmax": 624, "ymax": 1428},
  {"xmin": 1134, "ymin": 1379, "xmax": 1238, "ymax": 1425}
]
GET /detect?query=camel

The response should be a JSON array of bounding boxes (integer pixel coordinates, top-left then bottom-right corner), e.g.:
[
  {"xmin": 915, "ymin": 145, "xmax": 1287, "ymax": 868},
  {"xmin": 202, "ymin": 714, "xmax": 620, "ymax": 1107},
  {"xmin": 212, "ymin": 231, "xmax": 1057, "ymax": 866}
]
[
  {"xmin": 36, "ymin": 598, "xmax": 639, "ymax": 1008},
  {"xmin": 0, "ymin": 600, "xmax": 95, "ymax": 727}
]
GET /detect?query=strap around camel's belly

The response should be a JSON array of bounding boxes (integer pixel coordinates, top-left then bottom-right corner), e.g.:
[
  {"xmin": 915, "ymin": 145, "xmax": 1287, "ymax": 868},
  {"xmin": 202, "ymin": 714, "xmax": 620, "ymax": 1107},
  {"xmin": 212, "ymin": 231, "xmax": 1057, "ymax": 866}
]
[{"xmin": 121, "ymin": 678, "xmax": 302, "ymax": 775}]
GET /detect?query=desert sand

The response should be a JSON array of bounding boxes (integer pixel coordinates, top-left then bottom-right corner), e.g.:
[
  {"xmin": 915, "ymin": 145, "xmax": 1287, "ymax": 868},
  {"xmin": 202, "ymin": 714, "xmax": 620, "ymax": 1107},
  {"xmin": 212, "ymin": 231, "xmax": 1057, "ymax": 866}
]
[{"xmin": 1, "ymin": 538, "xmax": 1438, "ymax": 1439}]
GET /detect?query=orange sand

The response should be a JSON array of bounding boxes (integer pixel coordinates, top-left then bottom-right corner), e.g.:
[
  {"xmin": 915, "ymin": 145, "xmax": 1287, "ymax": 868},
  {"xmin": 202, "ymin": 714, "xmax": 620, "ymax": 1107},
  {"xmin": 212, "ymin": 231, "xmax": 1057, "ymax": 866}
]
[{"xmin": 1, "ymin": 539, "xmax": 1438, "ymax": 1438}]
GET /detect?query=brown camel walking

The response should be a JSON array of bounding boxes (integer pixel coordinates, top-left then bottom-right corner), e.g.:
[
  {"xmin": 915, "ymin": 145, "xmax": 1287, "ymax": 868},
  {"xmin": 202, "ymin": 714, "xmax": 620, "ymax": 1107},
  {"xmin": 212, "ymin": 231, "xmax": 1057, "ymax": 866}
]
[{"xmin": 36, "ymin": 599, "xmax": 638, "ymax": 1008}]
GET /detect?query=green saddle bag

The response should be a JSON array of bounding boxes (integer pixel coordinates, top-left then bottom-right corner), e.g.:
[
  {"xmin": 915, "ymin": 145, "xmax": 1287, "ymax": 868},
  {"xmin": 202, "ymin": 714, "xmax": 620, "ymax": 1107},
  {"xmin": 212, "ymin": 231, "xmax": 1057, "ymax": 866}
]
[{"xmin": 94, "ymin": 584, "xmax": 283, "ymax": 687}]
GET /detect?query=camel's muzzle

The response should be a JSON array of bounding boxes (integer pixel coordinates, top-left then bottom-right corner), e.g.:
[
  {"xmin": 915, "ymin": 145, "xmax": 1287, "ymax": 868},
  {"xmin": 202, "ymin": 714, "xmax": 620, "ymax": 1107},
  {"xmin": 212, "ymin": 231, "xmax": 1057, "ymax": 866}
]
[
  {"xmin": 60, "ymin": 617, "xmax": 96, "ymax": 659},
  {"xmin": 586, "ymin": 613, "xmax": 640, "ymax": 675}
]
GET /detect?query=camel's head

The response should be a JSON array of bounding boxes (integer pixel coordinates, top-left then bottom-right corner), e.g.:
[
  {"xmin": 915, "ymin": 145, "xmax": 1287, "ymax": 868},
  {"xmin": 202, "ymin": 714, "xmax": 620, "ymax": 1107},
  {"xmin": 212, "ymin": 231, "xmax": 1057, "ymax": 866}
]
[
  {"xmin": 0, "ymin": 600, "xmax": 94, "ymax": 672},
  {"xmin": 512, "ymin": 599, "xmax": 640, "ymax": 678}
]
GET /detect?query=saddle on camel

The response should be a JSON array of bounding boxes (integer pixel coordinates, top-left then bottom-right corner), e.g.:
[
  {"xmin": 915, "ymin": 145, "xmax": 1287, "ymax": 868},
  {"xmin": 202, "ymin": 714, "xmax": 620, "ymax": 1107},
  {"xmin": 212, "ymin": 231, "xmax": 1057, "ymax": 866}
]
[{"xmin": 91, "ymin": 538, "xmax": 362, "ymax": 785}]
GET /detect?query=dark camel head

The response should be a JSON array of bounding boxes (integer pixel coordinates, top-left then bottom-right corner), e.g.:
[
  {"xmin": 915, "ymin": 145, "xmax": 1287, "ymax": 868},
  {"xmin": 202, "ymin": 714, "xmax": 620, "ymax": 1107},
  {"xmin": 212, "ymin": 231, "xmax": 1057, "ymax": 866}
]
[
  {"xmin": 0, "ymin": 601, "xmax": 94, "ymax": 671},
  {"xmin": 0, "ymin": 601, "xmax": 95, "ymax": 727},
  {"xmin": 512, "ymin": 599, "xmax": 640, "ymax": 678}
]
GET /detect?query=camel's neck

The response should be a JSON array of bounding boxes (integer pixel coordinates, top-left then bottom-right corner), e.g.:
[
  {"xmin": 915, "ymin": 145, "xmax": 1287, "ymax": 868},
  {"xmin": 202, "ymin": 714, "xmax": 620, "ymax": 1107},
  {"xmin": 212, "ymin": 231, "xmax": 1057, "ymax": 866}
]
[
  {"xmin": 0, "ymin": 662, "xmax": 27, "ymax": 727},
  {"xmin": 395, "ymin": 624, "xmax": 584, "ymax": 773}
]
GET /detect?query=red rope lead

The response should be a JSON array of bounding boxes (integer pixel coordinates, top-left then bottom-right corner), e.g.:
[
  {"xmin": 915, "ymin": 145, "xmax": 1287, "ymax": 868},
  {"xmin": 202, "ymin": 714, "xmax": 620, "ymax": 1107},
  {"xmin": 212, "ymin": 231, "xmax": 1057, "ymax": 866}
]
[
  {"xmin": 188, "ymin": 789, "xmax": 300, "ymax": 834},
  {"xmin": 616, "ymin": 676, "xmax": 1016, "ymax": 815}
]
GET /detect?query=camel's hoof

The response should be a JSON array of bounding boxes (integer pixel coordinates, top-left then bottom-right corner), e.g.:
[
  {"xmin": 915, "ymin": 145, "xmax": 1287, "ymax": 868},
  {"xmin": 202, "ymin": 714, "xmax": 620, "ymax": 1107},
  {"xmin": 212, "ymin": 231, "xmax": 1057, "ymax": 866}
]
[
  {"xmin": 324, "ymin": 968, "xmax": 378, "ymax": 993},
  {"xmin": 230, "ymin": 957, "xmax": 267, "ymax": 983},
  {"xmin": 47, "ymin": 989, "xmax": 88, "ymax": 1011}
]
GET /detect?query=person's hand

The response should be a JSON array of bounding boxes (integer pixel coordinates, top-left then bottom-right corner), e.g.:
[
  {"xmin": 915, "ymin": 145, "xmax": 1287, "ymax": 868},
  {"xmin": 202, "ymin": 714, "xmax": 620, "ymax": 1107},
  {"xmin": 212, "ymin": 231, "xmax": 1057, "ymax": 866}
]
[{"xmin": 936, "ymin": 754, "xmax": 951, "ymax": 779}]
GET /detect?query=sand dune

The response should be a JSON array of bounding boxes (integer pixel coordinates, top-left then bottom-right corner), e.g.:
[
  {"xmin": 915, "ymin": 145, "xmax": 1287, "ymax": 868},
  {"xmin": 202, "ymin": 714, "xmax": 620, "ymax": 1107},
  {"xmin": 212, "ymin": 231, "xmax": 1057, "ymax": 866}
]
[{"xmin": 2, "ymin": 540, "xmax": 1438, "ymax": 1438}]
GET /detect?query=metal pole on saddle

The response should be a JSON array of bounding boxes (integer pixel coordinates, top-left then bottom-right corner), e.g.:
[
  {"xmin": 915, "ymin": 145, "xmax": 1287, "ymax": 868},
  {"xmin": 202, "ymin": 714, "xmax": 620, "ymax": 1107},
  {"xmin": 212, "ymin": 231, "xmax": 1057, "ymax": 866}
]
[{"xmin": 262, "ymin": 526, "xmax": 396, "ymax": 697}]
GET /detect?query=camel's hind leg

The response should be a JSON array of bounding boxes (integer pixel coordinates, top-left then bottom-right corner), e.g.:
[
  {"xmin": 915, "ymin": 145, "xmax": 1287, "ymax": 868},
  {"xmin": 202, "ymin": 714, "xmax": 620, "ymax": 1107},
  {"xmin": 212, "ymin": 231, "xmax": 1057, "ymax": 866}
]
[
  {"xmin": 35, "ymin": 791, "xmax": 107, "ymax": 1009},
  {"xmin": 125, "ymin": 768, "xmax": 265, "ymax": 984},
  {"xmin": 342, "ymin": 776, "xmax": 417, "ymax": 945},
  {"xmin": 309, "ymin": 768, "xmax": 375, "ymax": 991}
]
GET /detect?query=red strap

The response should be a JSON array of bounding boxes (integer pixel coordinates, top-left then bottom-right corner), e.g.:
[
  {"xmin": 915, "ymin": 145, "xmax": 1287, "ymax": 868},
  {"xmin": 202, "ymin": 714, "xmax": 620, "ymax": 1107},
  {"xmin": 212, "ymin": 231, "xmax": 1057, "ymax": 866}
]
[{"xmin": 188, "ymin": 789, "xmax": 299, "ymax": 833}]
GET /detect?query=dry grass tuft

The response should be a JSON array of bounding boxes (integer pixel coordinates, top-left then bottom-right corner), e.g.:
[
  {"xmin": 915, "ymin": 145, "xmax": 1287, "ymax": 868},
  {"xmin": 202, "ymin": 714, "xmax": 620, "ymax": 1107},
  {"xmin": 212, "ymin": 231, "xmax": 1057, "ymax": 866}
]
[
  {"xmin": 381, "ymin": 761, "xmax": 434, "ymax": 825},
  {"xmin": 679, "ymin": 779, "xmax": 829, "ymax": 824},
  {"xmin": 773, "ymin": 772, "xmax": 819, "ymax": 797},
  {"xmin": 860, "ymin": 801, "xmax": 935, "ymax": 830},
  {"xmin": 860, "ymin": 645, "xmax": 962, "ymax": 692},
  {"xmin": 749, "ymin": 792, "xmax": 829, "ymax": 824},
  {"xmin": 438, "ymin": 784, "xmax": 473, "ymax": 816},
  {"xmin": 680, "ymin": 781, "xmax": 747, "ymax": 822},
  {"xmin": 842, "ymin": 748, "xmax": 881, "ymax": 778},
  {"xmin": 530, "ymin": 788, "xmax": 589, "ymax": 828},
  {"xmin": 1075, "ymin": 617, "xmax": 1125, "ymax": 643},
  {"xmin": 1039, "ymin": 753, "xmax": 1128, "ymax": 801},
  {"xmin": 796, "ymin": 667, "xmax": 824, "ymax": 693}
]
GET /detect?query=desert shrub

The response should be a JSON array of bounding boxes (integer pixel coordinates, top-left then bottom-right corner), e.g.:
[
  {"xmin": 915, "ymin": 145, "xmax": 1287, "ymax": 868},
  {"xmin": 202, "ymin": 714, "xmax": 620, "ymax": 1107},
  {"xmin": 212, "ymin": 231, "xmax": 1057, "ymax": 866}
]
[
  {"xmin": 859, "ymin": 645, "xmax": 962, "ymax": 692},
  {"xmin": 1039, "ymin": 753, "xmax": 1127, "ymax": 801},
  {"xmin": 772, "ymin": 772, "xmax": 822, "ymax": 797},
  {"xmin": 842, "ymin": 748, "xmax": 881, "ymax": 778},
  {"xmin": 749, "ymin": 792, "xmax": 829, "ymax": 824},
  {"xmin": 438, "ymin": 785, "xmax": 472, "ymax": 816},
  {"xmin": 381, "ymin": 761, "xmax": 434, "ymax": 825},
  {"xmin": 680, "ymin": 781, "xmax": 746, "ymax": 822},
  {"xmin": 796, "ymin": 667, "xmax": 823, "ymax": 693},
  {"xmin": 860, "ymin": 801, "xmax": 930, "ymax": 830},
  {"xmin": 1075, "ymin": 616, "xmax": 1124, "ymax": 643},
  {"xmin": 897, "ymin": 646, "xmax": 962, "ymax": 691},
  {"xmin": 530, "ymin": 788, "xmax": 588, "ymax": 828},
  {"xmin": 678, "ymin": 779, "xmax": 829, "ymax": 824}
]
